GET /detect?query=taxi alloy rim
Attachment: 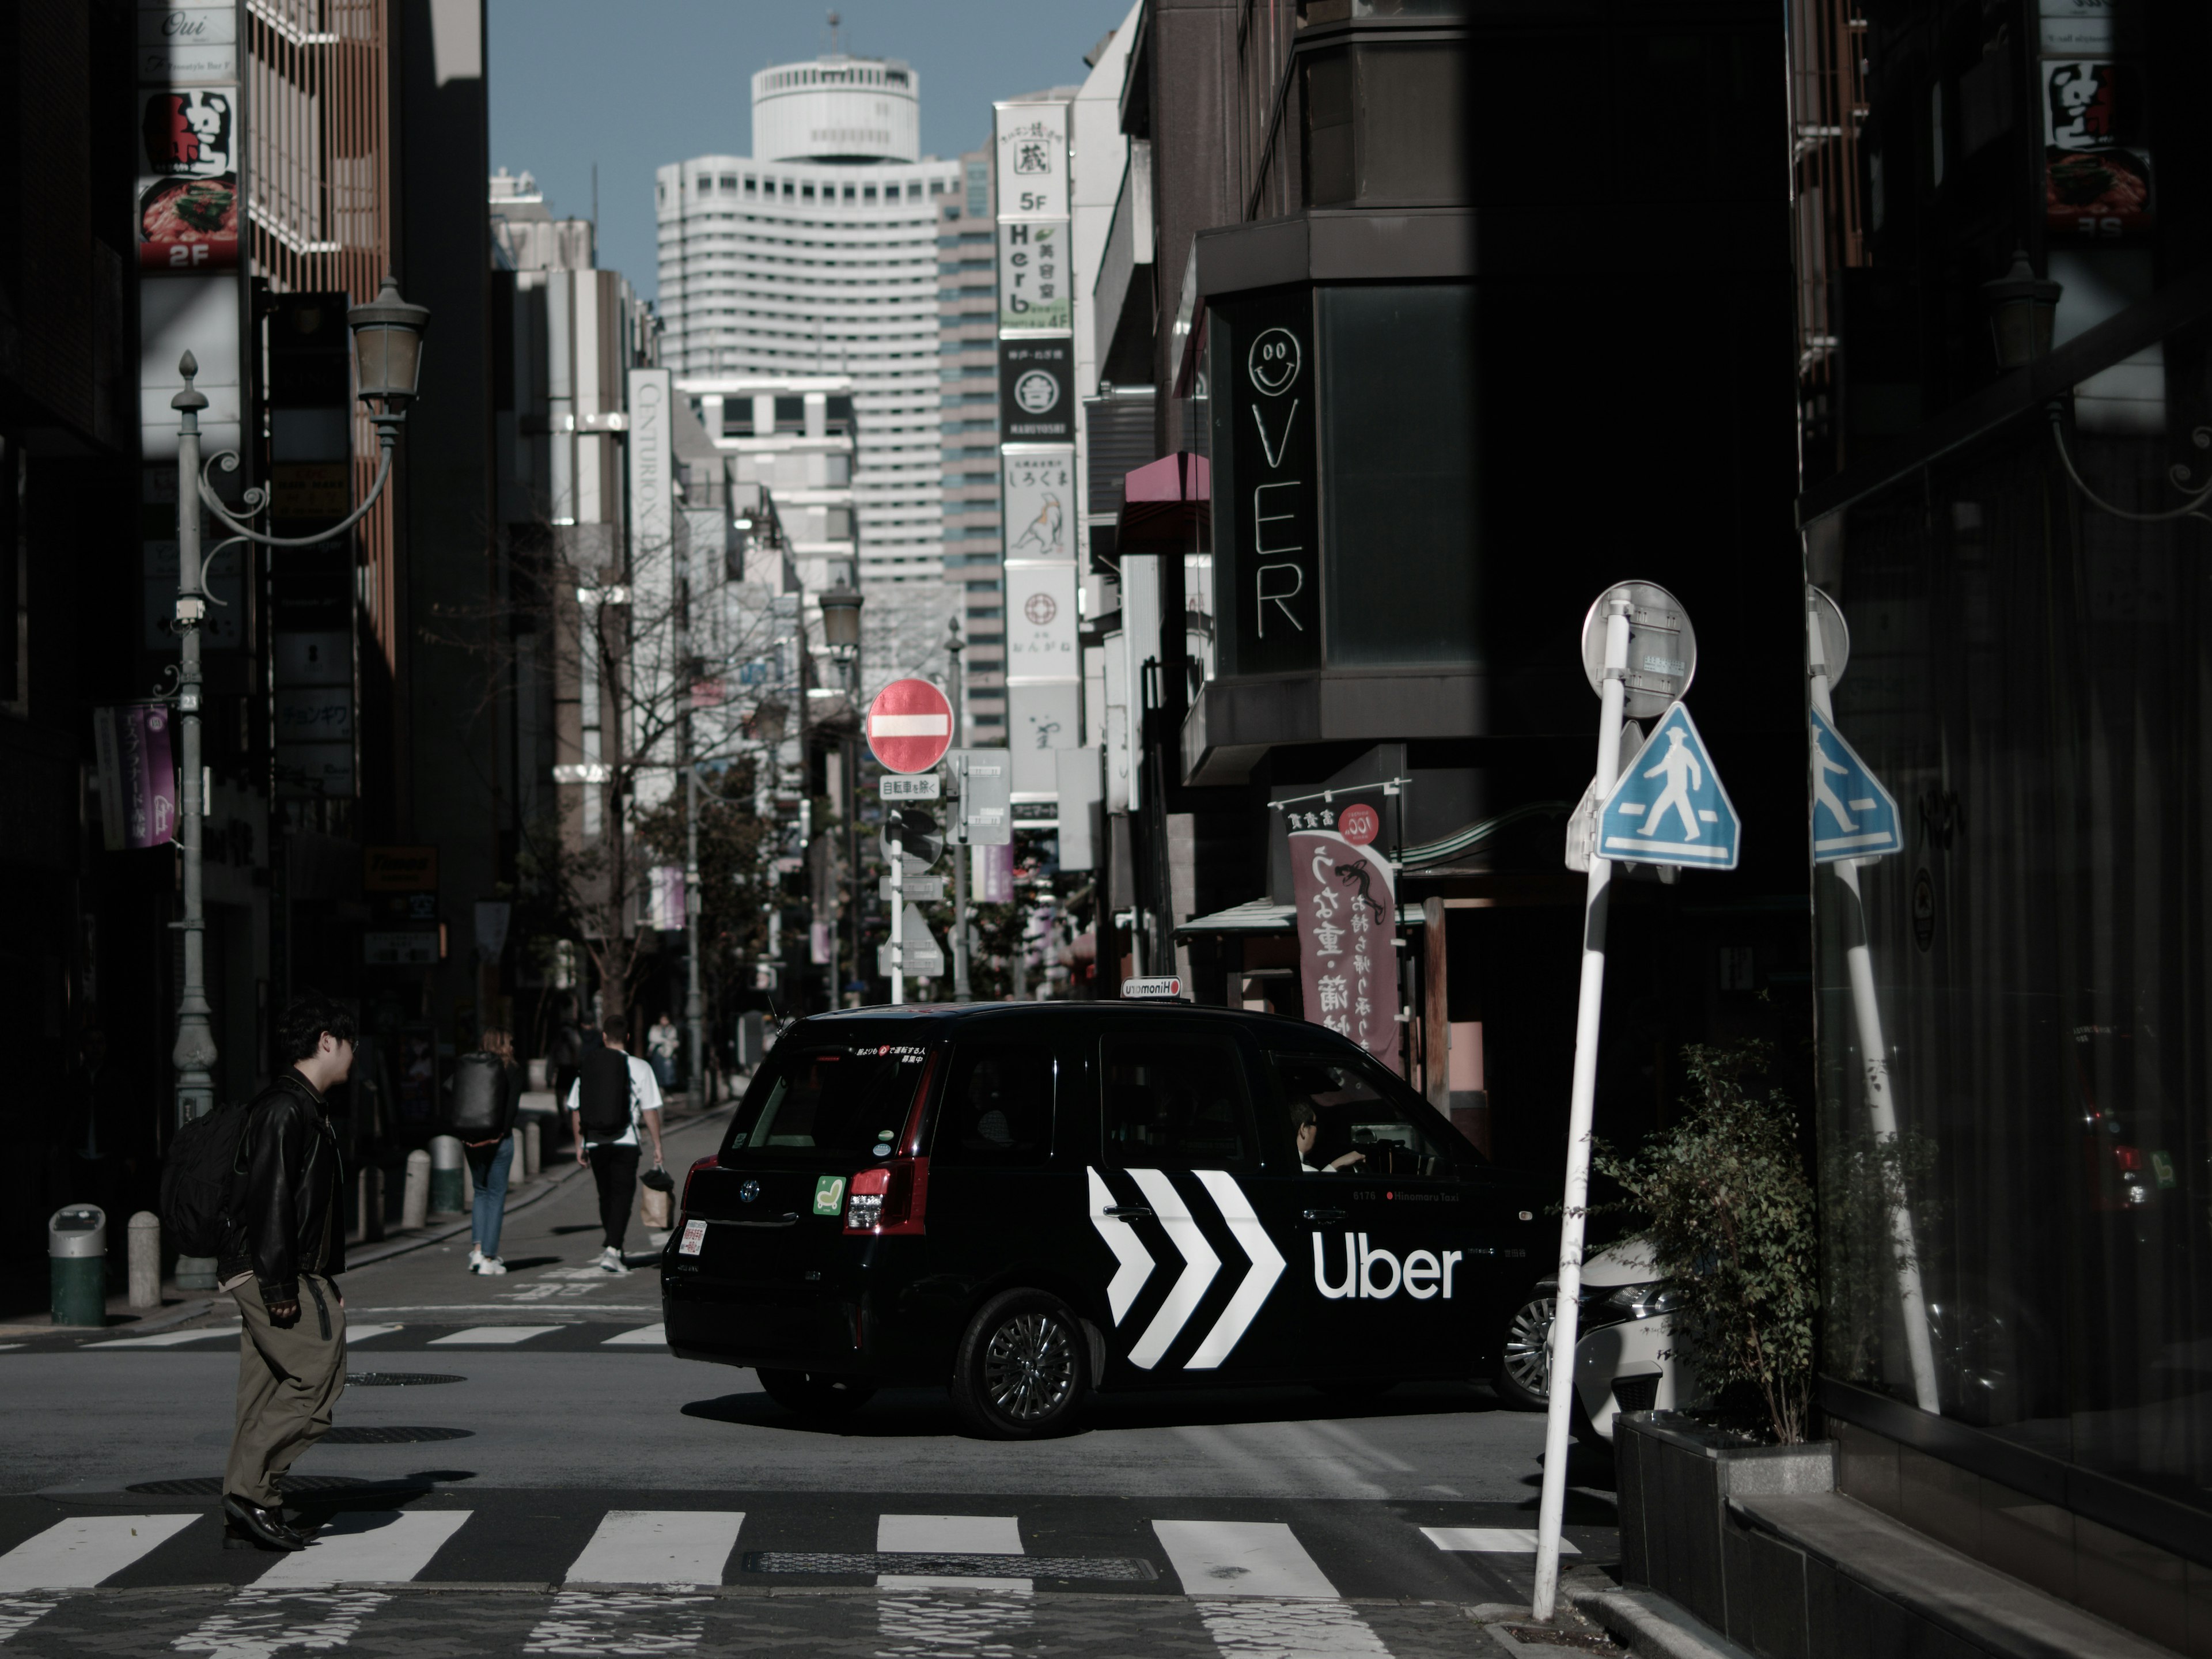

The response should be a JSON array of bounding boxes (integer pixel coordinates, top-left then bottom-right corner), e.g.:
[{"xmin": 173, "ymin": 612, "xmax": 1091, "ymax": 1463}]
[
  {"xmin": 1503, "ymin": 1293, "xmax": 1555, "ymax": 1400},
  {"xmin": 983, "ymin": 1312, "xmax": 1076, "ymax": 1422}
]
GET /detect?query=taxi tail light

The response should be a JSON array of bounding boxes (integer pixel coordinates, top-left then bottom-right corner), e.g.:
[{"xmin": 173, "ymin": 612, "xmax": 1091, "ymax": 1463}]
[
  {"xmin": 681, "ymin": 1154, "xmax": 718, "ymax": 1213},
  {"xmin": 844, "ymin": 1157, "xmax": 928, "ymax": 1235}
]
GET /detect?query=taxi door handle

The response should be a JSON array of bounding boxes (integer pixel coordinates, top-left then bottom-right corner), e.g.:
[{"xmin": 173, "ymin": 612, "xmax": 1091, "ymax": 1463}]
[
  {"xmin": 1104, "ymin": 1205, "xmax": 1153, "ymax": 1221},
  {"xmin": 1302, "ymin": 1207, "xmax": 1347, "ymax": 1224}
]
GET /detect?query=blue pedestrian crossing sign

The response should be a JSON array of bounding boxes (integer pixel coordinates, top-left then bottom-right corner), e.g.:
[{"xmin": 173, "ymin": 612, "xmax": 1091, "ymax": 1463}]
[
  {"xmin": 1809, "ymin": 707, "xmax": 1902, "ymax": 862},
  {"xmin": 1598, "ymin": 702, "xmax": 1741, "ymax": 870}
]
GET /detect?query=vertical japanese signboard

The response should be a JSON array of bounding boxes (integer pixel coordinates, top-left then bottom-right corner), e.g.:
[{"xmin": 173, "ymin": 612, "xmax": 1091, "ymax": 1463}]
[
  {"xmin": 1217, "ymin": 291, "xmax": 1320, "ymax": 676},
  {"xmin": 995, "ymin": 99, "xmax": 1081, "ymax": 799},
  {"xmin": 1283, "ymin": 791, "xmax": 1401, "ymax": 1073},
  {"xmin": 2039, "ymin": 0, "xmax": 2151, "ymax": 236}
]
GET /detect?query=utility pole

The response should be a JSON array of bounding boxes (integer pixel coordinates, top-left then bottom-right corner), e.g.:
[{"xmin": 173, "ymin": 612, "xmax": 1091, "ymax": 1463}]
[
  {"xmin": 680, "ymin": 531, "xmax": 704, "ymax": 1103},
  {"xmin": 948, "ymin": 616, "xmax": 971, "ymax": 1002},
  {"xmin": 169, "ymin": 364, "xmax": 219, "ymax": 1148}
]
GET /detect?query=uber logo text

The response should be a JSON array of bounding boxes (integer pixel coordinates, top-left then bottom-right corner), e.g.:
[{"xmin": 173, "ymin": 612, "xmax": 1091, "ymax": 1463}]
[{"xmin": 1312, "ymin": 1234, "xmax": 1464, "ymax": 1301}]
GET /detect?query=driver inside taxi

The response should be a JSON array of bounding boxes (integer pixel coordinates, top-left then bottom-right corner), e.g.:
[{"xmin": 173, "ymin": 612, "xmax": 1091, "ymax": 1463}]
[{"xmin": 1291, "ymin": 1101, "xmax": 1365, "ymax": 1172}]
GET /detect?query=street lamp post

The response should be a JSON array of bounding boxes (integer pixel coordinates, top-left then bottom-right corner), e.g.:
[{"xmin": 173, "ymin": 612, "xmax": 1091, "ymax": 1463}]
[
  {"xmin": 946, "ymin": 616, "xmax": 971, "ymax": 1003},
  {"xmin": 166, "ymin": 276, "xmax": 427, "ymax": 1288}
]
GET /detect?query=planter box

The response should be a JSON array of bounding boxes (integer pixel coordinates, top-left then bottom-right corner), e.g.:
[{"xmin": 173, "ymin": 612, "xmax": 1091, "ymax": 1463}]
[{"xmin": 1616, "ymin": 1411, "xmax": 1835, "ymax": 1641}]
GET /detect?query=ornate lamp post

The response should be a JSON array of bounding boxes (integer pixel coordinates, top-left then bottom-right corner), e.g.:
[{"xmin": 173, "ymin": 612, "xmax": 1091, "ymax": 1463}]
[{"xmin": 167, "ymin": 275, "xmax": 427, "ymax": 1286}]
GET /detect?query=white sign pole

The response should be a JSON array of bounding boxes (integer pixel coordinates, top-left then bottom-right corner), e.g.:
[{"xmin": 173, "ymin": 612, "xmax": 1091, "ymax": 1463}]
[
  {"xmin": 1806, "ymin": 589, "xmax": 1938, "ymax": 1412},
  {"xmin": 889, "ymin": 816, "xmax": 906, "ymax": 1006},
  {"xmin": 1532, "ymin": 597, "xmax": 1631, "ymax": 1622}
]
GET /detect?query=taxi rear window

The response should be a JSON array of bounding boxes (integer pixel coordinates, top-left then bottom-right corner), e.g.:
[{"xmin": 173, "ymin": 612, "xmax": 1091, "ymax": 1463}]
[{"xmin": 724, "ymin": 1045, "xmax": 930, "ymax": 1158}]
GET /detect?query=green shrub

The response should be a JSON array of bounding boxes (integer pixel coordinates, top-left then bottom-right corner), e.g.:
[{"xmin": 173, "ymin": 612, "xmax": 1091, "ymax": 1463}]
[{"xmin": 1596, "ymin": 1040, "xmax": 1818, "ymax": 1444}]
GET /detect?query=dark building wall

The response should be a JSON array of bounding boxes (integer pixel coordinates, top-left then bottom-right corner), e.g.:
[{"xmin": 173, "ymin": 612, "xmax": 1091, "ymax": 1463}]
[{"xmin": 395, "ymin": 0, "xmax": 499, "ymax": 1042}]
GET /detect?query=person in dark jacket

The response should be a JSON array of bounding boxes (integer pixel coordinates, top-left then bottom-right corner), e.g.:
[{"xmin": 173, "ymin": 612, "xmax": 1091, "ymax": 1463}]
[
  {"xmin": 445, "ymin": 1028, "xmax": 521, "ymax": 1274},
  {"xmin": 214, "ymin": 992, "xmax": 355, "ymax": 1552}
]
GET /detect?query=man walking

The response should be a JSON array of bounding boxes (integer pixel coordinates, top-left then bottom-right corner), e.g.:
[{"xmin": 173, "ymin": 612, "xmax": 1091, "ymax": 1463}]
[
  {"xmin": 216, "ymin": 992, "xmax": 354, "ymax": 1552},
  {"xmin": 567, "ymin": 1014, "xmax": 665, "ymax": 1273}
]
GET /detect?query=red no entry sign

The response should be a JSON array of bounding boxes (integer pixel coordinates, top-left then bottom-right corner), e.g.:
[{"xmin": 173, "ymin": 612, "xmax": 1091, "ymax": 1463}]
[{"xmin": 866, "ymin": 678, "xmax": 953, "ymax": 774}]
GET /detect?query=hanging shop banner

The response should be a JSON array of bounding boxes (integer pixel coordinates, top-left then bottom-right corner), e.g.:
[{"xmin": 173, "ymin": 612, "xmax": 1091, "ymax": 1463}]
[
  {"xmin": 1009, "ymin": 681, "xmax": 1081, "ymax": 796},
  {"xmin": 975, "ymin": 840, "xmax": 1017, "ymax": 904},
  {"xmin": 993, "ymin": 100, "xmax": 1069, "ymax": 219},
  {"xmin": 1003, "ymin": 448, "xmax": 1074, "ymax": 560},
  {"xmin": 137, "ymin": 86, "xmax": 239, "ymax": 271},
  {"xmin": 92, "ymin": 703, "xmax": 179, "ymax": 852},
  {"xmin": 1283, "ymin": 788, "xmax": 1401, "ymax": 1071},
  {"xmin": 1218, "ymin": 290, "xmax": 1320, "ymax": 675},
  {"xmin": 2043, "ymin": 60, "xmax": 2152, "ymax": 235},
  {"xmin": 998, "ymin": 220, "xmax": 1071, "ymax": 332},
  {"xmin": 1005, "ymin": 559, "xmax": 1080, "ymax": 681},
  {"xmin": 1000, "ymin": 340, "xmax": 1074, "ymax": 444}
]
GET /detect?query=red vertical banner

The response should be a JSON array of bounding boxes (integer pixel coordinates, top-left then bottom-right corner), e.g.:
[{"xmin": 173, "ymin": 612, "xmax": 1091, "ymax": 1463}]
[{"xmin": 1285, "ymin": 790, "xmax": 1401, "ymax": 1072}]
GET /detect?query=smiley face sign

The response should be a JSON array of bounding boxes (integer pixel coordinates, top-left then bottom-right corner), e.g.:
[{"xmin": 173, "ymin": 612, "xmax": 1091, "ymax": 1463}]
[{"xmin": 1248, "ymin": 327, "xmax": 1301, "ymax": 396}]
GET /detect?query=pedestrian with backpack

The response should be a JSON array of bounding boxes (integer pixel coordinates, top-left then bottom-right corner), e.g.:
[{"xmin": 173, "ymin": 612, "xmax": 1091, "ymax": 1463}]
[
  {"xmin": 443, "ymin": 1027, "xmax": 521, "ymax": 1275},
  {"xmin": 214, "ymin": 992, "xmax": 354, "ymax": 1551},
  {"xmin": 565, "ymin": 1013, "xmax": 665, "ymax": 1273}
]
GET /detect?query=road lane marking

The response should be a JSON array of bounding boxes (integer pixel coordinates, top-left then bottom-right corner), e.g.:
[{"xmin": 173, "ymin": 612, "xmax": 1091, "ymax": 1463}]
[
  {"xmin": 564, "ymin": 1512, "xmax": 743, "ymax": 1587},
  {"xmin": 86, "ymin": 1327, "xmax": 241, "ymax": 1349},
  {"xmin": 340, "ymin": 1324, "xmax": 404, "ymax": 1344},
  {"xmin": 0, "ymin": 1514, "xmax": 197, "ymax": 1590},
  {"xmin": 255, "ymin": 1510, "xmax": 472, "ymax": 1588},
  {"xmin": 599, "ymin": 1324, "xmax": 665, "ymax": 1346},
  {"xmin": 877, "ymin": 1515, "xmax": 1031, "ymax": 1657},
  {"xmin": 1422, "ymin": 1526, "xmax": 1576, "ymax": 1554},
  {"xmin": 172, "ymin": 1589, "xmax": 389, "ymax": 1657},
  {"xmin": 1156, "ymin": 1520, "xmax": 1391, "ymax": 1657},
  {"xmin": 524, "ymin": 1589, "xmax": 709, "ymax": 1655},
  {"xmin": 427, "ymin": 1326, "xmax": 562, "ymax": 1346}
]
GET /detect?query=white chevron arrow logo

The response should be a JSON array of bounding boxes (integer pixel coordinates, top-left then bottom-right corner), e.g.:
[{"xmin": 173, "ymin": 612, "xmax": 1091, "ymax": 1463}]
[
  {"xmin": 1089, "ymin": 1168, "xmax": 1288, "ymax": 1371},
  {"xmin": 1086, "ymin": 1166, "xmax": 1154, "ymax": 1324},
  {"xmin": 1185, "ymin": 1171, "xmax": 1286, "ymax": 1369}
]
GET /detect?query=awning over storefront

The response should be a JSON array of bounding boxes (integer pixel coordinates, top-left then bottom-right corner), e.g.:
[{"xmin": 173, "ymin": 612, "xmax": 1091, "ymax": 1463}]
[
  {"xmin": 1117, "ymin": 450, "xmax": 1210, "ymax": 555},
  {"xmin": 1175, "ymin": 897, "xmax": 1425, "ymax": 938}
]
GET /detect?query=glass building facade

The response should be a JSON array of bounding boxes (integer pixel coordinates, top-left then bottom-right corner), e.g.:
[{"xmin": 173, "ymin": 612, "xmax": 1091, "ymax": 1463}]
[{"xmin": 1797, "ymin": 0, "xmax": 2212, "ymax": 1643}]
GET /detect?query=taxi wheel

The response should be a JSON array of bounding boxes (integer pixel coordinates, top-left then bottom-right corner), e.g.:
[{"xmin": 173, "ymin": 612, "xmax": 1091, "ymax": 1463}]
[
  {"xmin": 950, "ymin": 1289, "xmax": 1089, "ymax": 1440},
  {"xmin": 756, "ymin": 1369, "xmax": 878, "ymax": 1416}
]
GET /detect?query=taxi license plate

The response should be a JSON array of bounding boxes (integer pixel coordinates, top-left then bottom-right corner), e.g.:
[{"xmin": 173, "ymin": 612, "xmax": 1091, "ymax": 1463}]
[{"xmin": 679, "ymin": 1219, "xmax": 707, "ymax": 1256}]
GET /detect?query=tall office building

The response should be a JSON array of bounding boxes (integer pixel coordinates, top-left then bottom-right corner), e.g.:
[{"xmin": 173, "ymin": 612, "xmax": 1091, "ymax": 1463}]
[{"xmin": 656, "ymin": 52, "xmax": 963, "ymax": 690}]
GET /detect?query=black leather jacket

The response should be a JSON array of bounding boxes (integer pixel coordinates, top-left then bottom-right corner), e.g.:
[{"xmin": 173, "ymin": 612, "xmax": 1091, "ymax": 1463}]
[{"xmin": 216, "ymin": 1070, "xmax": 346, "ymax": 1303}]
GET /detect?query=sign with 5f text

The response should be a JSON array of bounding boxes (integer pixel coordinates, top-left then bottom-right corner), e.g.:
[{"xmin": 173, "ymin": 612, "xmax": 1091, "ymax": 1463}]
[{"xmin": 1218, "ymin": 291, "xmax": 1319, "ymax": 674}]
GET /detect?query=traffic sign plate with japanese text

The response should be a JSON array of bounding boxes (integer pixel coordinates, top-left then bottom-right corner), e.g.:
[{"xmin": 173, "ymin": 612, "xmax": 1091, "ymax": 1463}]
[
  {"xmin": 1810, "ymin": 707, "xmax": 1900, "ymax": 862},
  {"xmin": 867, "ymin": 679, "xmax": 953, "ymax": 774},
  {"xmin": 1597, "ymin": 701, "xmax": 1740, "ymax": 869}
]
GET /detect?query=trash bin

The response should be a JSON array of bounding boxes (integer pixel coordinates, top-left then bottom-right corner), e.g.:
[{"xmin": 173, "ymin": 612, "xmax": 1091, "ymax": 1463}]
[{"xmin": 49, "ymin": 1206, "xmax": 107, "ymax": 1328}]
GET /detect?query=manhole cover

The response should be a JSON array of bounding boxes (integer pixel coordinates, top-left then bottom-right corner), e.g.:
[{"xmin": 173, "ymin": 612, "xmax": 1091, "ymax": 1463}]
[
  {"xmin": 128, "ymin": 1476, "xmax": 373, "ymax": 1497},
  {"xmin": 346, "ymin": 1372, "xmax": 465, "ymax": 1387},
  {"xmin": 320, "ymin": 1426, "xmax": 474, "ymax": 1445},
  {"xmin": 740, "ymin": 1551, "xmax": 1156, "ymax": 1582}
]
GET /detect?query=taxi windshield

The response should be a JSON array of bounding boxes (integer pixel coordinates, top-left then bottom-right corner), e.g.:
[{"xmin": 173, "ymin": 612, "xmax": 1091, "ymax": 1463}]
[{"xmin": 725, "ymin": 1044, "xmax": 930, "ymax": 1158}]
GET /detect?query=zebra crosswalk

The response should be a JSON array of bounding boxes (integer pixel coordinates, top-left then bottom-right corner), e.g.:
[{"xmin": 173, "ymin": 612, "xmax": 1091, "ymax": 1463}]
[
  {"xmin": 69, "ymin": 1321, "xmax": 668, "ymax": 1354},
  {"xmin": 0, "ymin": 1496, "xmax": 1613, "ymax": 1654}
]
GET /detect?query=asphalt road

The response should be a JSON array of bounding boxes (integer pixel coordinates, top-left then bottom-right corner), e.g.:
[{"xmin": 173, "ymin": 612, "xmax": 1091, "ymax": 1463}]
[{"xmin": 0, "ymin": 1103, "xmax": 1624, "ymax": 1656}]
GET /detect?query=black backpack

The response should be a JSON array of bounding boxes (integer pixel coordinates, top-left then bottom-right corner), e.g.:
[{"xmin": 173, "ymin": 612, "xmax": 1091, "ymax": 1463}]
[
  {"xmin": 160, "ymin": 1101, "xmax": 252, "ymax": 1257},
  {"xmin": 576, "ymin": 1048, "xmax": 633, "ymax": 1139},
  {"xmin": 447, "ymin": 1052, "xmax": 510, "ymax": 1135}
]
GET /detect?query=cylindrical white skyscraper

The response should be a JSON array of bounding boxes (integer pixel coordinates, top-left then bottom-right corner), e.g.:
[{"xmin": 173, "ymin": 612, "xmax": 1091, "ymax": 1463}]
[{"xmin": 751, "ymin": 57, "xmax": 920, "ymax": 164}]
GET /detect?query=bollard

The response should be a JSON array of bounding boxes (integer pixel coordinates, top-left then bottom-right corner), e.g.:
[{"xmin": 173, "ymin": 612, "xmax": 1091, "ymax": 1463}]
[
  {"xmin": 528, "ymin": 1057, "xmax": 548, "ymax": 1092},
  {"xmin": 524, "ymin": 1119, "xmax": 541, "ymax": 1179},
  {"xmin": 357, "ymin": 1165, "xmax": 385, "ymax": 1243},
  {"xmin": 427, "ymin": 1135, "xmax": 466, "ymax": 1215},
  {"xmin": 402, "ymin": 1149, "xmax": 431, "ymax": 1230},
  {"xmin": 127, "ymin": 1212, "xmax": 162, "ymax": 1309},
  {"xmin": 48, "ymin": 1206, "xmax": 107, "ymax": 1327}
]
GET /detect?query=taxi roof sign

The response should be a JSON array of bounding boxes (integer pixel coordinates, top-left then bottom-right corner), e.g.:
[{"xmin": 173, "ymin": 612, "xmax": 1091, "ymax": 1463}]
[{"xmin": 1120, "ymin": 976, "xmax": 1185, "ymax": 1001}]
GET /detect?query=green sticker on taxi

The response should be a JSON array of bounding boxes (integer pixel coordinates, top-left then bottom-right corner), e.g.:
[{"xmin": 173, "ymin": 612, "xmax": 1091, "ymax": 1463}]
[{"xmin": 813, "ymin": 1175, "xmax": 847, "ymax": 1215}]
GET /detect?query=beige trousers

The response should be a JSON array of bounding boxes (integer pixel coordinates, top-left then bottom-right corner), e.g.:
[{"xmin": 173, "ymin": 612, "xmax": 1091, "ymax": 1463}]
[{"xmin": 225, "ymin": 1274, "xmax": 347, "ymax": 1508}]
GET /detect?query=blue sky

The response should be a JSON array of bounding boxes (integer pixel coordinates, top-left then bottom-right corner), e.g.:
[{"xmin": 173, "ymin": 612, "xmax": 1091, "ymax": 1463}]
[{"xmin": 487, "ymin": 0, "xmax": 1132, "ymax": 301}]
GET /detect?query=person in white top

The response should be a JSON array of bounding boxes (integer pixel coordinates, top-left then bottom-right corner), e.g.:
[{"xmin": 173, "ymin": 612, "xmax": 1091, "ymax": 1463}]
[{"xmin": 564, "ymin": 1014, "xmax": 666, "ymax": 1273}]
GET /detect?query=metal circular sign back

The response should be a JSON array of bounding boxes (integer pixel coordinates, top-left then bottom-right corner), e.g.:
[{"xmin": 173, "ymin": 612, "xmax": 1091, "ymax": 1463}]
[
  {"xmin": 1581, "ymin": 581, "xmax": 1697, "ymax": 721},
  {"xmin": 867, "ymin": 678, "xmax": 954, "ymax": 774},
  {"xmin": 1807, "ymin": 584, "xmax": 1850, "ymax": 686}
]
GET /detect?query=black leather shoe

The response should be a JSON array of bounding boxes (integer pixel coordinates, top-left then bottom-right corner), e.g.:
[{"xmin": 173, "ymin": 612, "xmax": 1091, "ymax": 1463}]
[{"xmin": 222, "ymin": 1493, "xmax": 308, "ymax": 1551}]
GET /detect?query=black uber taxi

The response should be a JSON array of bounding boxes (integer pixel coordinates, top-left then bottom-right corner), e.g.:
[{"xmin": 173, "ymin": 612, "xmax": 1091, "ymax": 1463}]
[{"xmin": 662, "ymin": 1000, "xmax": 1552, "ymax": 1438}]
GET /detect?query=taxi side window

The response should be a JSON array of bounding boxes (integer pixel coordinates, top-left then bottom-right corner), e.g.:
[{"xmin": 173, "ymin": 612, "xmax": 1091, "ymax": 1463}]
[
  {"xmin": 728, "ymin": 1048, "xmax": 922, "ymax": 1156},
  {"xmin": 1101, "ymin": 1033, "xmax": 1257, "ymax": 1170},
  {"xmin": 931, "ymin": 1044, "xmax": 1054, "ymax": 1168},
  {"xmin": 1264, "ymin": 1048, "xmax": 1460, "ymax": 1179}
]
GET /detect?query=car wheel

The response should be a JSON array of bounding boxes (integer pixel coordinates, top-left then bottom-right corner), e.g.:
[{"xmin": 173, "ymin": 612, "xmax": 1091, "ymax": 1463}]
[
  {"xmin": 949, "ymin": 1288, "xmax": 1089, "ymax": 1440},
  {"xmin": 1495, "ymin": 1291, "xmax": 1554, "ymax": 1410},
  {"xmin": 756, "ymin": 1368, "xmax": 878, "ymax": 1415}
]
